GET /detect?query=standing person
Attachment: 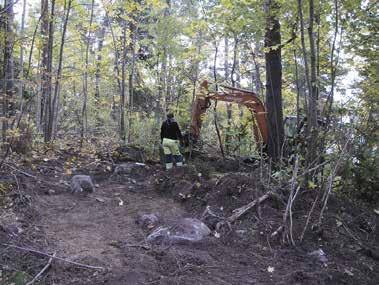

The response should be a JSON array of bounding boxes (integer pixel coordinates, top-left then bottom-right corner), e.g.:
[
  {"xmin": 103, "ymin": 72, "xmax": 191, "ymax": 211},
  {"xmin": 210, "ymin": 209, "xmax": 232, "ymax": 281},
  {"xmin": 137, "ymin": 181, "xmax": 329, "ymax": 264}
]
[{"xmin": 161, "ymin": 113, "xmax": 184, "ymax": 170}]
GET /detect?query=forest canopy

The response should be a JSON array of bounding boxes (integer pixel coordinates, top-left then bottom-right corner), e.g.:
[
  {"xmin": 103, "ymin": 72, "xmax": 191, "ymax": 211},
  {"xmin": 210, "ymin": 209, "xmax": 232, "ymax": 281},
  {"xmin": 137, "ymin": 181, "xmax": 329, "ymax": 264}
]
[{"xmin": 0, "ymin": 0, "xmax": 378, "ymax": 202}]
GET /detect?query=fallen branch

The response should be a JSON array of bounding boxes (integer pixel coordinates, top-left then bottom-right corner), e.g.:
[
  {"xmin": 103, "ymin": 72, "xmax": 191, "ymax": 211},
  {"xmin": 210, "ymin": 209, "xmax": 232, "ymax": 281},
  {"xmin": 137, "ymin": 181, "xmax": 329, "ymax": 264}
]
[
  {"xmin": 216, "ymin": 191, "xmax": 274, "ymax": 230},
  {"xmin": 229, "ymin": 192, "xmax": 273, "ymax": 223},
  {"xmin": 271, "ymin": 225, "xmax": 284, "ymax": 238},
  {"xmin": 124, "ymin": 243, "xmax": 151, "ymax": 250},
  {"xmin": 2, "ymin": 244, "xmax": 104, "ymax": 270},
  {"xmin": 4, "ymin": 163, "xmax": 36, "ymax": 178},
  {"xmin": 26, "ymin": 252, "xmax": 56, "ymax": 285}
]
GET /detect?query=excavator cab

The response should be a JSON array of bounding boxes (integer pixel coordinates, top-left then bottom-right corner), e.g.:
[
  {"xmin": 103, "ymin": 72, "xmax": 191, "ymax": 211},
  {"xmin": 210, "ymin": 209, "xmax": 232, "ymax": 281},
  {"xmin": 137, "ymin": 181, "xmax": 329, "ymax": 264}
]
[{"xmin": 188, "ymin": 80, "xmax": 319, "ymax": 158}]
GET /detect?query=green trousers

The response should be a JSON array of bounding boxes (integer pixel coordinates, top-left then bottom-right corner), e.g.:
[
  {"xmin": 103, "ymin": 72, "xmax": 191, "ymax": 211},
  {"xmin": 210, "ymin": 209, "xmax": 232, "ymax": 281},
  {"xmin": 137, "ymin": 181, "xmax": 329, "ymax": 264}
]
[{"xmin": 162, "ymin": 138, "xmax": 183, "ymax": 169}]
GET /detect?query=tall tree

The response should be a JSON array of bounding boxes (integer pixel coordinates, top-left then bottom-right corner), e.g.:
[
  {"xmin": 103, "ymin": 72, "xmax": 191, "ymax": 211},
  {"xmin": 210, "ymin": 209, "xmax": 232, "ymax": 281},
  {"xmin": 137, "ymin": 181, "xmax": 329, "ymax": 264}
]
[
  {"xmin": 306, "ymin": 0, "xmax": 319, "ymax": 165},
  {"xmin": 94, "ymin": 18, "xmax": 106, "ymax": 100},
  {"xmin": 2, "ymin": 0, "xmax": 15, "ymax": 143},
  {"xmin": 298, "ymin": 0, "xmax": 320, "ymax": 166},
  {"xmin": 81, "ymin": 0, "xmax": 95, "ymax": 141},
  {"xmin": 18, "ymin": 0, "xmax": 27, "ymax": 122},
  {"xmin": 40, "ymin": 0, "xmax": 55, "ymax": 142},
  {"xmin": 120, "ymin": 21, "xmax": 127, "ymax": 142},
  {"xmin": 264, "ymin": 0, "xmax": 284, "ymax": 161},
  {"xmin": 52, "ymin": 0, "xmax": 73, "ymax": 137}
]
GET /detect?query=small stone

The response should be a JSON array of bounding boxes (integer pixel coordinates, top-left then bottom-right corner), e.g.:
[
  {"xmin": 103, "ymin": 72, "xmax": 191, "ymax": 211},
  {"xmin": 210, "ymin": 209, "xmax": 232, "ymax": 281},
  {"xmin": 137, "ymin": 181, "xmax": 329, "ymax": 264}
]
[
  {"xmin": 309, "ymin": 249, "xmax": 328, "ymax": 264},
  {"xmin": 136, "ymin": 213, "xmax": 160, "ymax": 230},
  {"xmin": 344, "ymin": 269, "xmax": 354, "ymax": 276}
]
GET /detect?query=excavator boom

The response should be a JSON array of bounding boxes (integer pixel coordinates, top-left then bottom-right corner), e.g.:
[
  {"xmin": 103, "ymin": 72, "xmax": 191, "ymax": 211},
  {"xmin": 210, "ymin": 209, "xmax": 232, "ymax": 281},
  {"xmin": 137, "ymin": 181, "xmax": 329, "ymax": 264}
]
[{"xmin": 190, "ymin": 81, "xmax": 268, "ymax": 146}]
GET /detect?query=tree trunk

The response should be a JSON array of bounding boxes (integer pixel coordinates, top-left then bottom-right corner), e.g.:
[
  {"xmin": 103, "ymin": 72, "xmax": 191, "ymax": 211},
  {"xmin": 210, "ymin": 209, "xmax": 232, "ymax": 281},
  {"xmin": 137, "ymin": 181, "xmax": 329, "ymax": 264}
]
[
  {"xmin": 17, "ymin": 0, "xmax": 27, "ymax": 123},
  {"xmin": 105, "ymin": 11, "xmax": 121, "ymax": 93},
  {"xmin": 40, "ymin": 0, "xmax": 55, "ymax": 142},
  {"xmin": 39, "ymin": 0, "xmax": 49, "ymax": 133},
  {"xmin": 128, "ymin": 21, "xmax": 137, "ymax": 143},
  {"xmin": 2, "ymin": 0, "xmax": 15, "ymax": 143},
  {"xmin": 95, "ymin": 19, "xmax": 106, "ymax": 100},
  {"xmin": 51, "ymin": 0, "xmax": 72, "ymax": 138},
  {"xmin": 120, "ymin": 24, "xmax": 127, "ymax": 142},
  {"xmin": 212, "ymin": 40, "xmax": 225, "ymax": 158},
  {"xmin": 224, "ymin": 37, "xmax": 232, "ymax": 153},
  {"xmin": 231, "ymin": 36, "xmax": 243, "ymax": 154},
  {"xmin": 81, "ymin": 0, "xmax": 95, "ymax": 141},
  {"xmin": 265, "ymin": 0, "xmax": 284, "ymax": 161},
  {"xmin": 251, "ymin": 44, "xmax": 263, "ymax": 97},
  {"xmin": 306, "ymin": 0, "xmax": 319, "ymax": 164}
]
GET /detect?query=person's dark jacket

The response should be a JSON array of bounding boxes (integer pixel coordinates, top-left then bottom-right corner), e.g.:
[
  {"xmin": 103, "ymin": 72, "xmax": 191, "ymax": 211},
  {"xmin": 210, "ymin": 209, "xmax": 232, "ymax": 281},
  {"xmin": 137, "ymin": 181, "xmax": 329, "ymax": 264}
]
[{"xmin": 161, "ymin": 118, "xmax": 183, "ymax": 141}]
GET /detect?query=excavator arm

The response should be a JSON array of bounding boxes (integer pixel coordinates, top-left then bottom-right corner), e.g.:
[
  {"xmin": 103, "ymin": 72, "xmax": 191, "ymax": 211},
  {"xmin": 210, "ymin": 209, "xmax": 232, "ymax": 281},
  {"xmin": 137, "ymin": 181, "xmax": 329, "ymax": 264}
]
[{"xmin": 190, "ymin": 80, "xmax": 268, "ymax": 146}]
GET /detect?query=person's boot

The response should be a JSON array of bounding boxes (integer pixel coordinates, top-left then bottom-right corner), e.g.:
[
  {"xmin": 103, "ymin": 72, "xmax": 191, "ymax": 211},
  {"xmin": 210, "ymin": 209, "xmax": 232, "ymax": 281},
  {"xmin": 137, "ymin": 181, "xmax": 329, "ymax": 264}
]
[
  {"xmin": 174, "ymin": 155, "xmax": 184, "ymax": 167},
  {"xmin": 165, "ymin": 154, "xmax": 173, "ymax": 170}
]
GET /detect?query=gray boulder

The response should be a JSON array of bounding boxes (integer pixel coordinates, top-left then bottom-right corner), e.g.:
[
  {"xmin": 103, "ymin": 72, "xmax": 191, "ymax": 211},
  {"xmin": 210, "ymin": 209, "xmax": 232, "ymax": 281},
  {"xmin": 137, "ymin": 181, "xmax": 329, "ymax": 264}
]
[
  {"xmin": 70, "ymin": 175, "xmax": 94, "ymax": 193},
  {"xmin": 147, "ymin": 218, "xmax": 211, "ymax": 245}
]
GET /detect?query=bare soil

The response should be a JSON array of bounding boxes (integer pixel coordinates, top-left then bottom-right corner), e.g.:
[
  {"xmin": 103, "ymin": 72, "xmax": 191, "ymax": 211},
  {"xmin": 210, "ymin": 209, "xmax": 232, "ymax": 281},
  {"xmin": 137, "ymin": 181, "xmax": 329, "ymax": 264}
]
[{"xmin": 0, "ymin": 152, "xmax": 378, "ymax": 285}]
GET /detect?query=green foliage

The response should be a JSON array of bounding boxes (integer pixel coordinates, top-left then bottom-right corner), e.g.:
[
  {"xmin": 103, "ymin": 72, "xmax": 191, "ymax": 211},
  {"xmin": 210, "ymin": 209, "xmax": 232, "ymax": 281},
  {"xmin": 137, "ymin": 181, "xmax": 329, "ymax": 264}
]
[{"xmin": 0, "ymin": 0, "xmax": 376, "ymax": 206}]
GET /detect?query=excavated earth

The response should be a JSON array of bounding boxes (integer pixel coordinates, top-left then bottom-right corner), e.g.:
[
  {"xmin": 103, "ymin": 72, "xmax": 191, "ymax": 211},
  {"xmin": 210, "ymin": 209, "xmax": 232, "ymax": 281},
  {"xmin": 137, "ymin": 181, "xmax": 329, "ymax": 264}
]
[{"xmin": 0, "ymin": 151, "xmax": 378, "ymax": 285}]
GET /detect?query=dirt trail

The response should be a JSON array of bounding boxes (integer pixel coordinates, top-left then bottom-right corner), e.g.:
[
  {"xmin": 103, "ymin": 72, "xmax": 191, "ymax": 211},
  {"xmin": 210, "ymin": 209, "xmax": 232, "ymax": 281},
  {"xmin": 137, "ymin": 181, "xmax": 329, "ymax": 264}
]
[
  {"xmin": 30, "ymin": 169, "xmax": 267, "ymax": 284},
  {"xmin": 35, "ymin": 176, "xmax": 189, "ymax": 282},
  {"xmin": 1, "ymin": 160, "xmax": 378, "ymax": 285}
]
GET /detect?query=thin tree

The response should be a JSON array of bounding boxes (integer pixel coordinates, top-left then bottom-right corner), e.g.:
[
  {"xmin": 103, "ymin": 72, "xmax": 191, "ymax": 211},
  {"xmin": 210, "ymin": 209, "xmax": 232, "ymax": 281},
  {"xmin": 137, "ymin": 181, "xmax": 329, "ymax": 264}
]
[
  {"xmin": 128, "ymin": 20, "xmax": 138, "ymax": 143},
  {"xmin": 120, "ymin": 22, "xmax": 127, "ymax": 142},
  {"xmin": 95, "ymin": 18, "xmax": 106, "ymax": 100},
  {"xmin": 306, "ymin": 0, "xmax": 319, "ymax": 164},
  {"xmin": 298, "ymin": 0, "xmax": 319, "ymax": 166},
  {"xmin": 17, "ymin": 0, "xmax": 27, "ymax": 122},
  {"xmin": 2, "ymin": 0, "xmax": 15, "ymax": 143},
  {"xmin": 51, "ymin": 0, "xmax": 73, "ymax": 137},
  {"xmin": 40, "ymin": 0, "xmax": 55, "ymax": 142},
  {"xmin": 224, "ymin": 37, "xmax": 233, "ymax": 153},
  {"xmin": 81, "ymin": 0, "xmax": 95, "ymax": 141}
]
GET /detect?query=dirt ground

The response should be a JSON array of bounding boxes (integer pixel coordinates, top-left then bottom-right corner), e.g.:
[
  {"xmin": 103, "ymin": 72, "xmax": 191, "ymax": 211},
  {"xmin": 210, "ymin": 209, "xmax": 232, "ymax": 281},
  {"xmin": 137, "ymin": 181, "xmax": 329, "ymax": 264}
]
[{"xmin": 0, "ymin": 152, "xmax": 378, "ymax": 285}]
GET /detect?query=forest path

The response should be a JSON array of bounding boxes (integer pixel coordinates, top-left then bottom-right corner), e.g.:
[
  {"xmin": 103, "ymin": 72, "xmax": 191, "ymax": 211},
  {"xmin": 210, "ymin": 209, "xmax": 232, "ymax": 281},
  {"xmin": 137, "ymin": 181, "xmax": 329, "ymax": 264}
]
[
  {"xmin": 34, "ymin": 174, "xmax": 193, "ymax": 284},
  {"xmin": 3, "ymin": 160, "xmax": 376, "ymax": 285},
  {"xmin": 30, "ymin": 167, "xmax": 264, "ymax": 285}
]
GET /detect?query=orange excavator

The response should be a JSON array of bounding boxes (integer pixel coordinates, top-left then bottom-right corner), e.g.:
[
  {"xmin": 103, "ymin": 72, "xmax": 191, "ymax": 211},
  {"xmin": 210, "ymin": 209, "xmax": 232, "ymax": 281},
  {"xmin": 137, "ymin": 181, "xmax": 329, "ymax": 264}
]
[{"xmin": 189, "ymin": 80, "xmax": 269, "ymax": 148}]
